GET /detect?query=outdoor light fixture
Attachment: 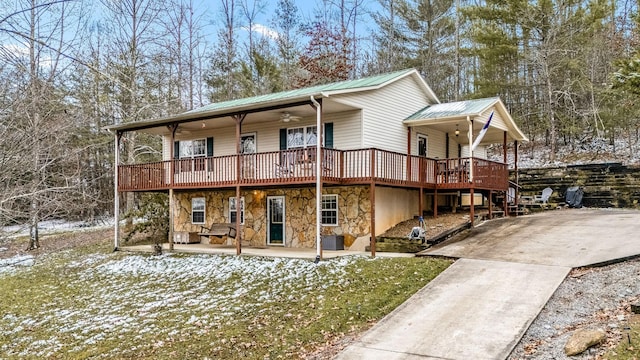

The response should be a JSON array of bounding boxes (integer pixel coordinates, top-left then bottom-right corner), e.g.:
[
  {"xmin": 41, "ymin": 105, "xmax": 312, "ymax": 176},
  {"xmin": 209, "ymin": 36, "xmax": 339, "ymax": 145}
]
[{"xmin": 455, "ymin": 124, "xmax": 460, "ymax": 137}]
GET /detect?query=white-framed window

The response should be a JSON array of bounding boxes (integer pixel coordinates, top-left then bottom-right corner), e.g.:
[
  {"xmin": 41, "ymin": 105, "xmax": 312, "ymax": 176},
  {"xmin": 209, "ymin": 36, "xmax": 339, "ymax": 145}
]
[
  {"xmin": 287, "ymin": 126, "xmax": 318, "ymax": 149},
  {"xmin": 321, "ymin": 194, "xmax": 338, "ymax": 226},
  {"xmin": 192, "ymin": 197, "xmax": 205, "ymax": 224},
  {"xmin": 179, "ymin": 138, "xmax": 206, "ymax": 158},
  {"xmin": 229, "ymin": 197, "xmax": 245, "ymax": 225}
]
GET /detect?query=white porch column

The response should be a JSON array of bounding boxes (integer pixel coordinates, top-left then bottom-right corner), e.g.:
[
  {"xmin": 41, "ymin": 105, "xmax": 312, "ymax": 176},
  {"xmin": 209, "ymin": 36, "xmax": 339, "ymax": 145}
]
[
  {"xmin": 467, "ymin": 116, "xmax": 474, "ymax": 182},
  {"xmin": 311, "ymin": 96, "xmax": 322, "ymax": 262},
  {"xmin": 113, "ymin": 132, "xmax": 121, "ymax": 250}
]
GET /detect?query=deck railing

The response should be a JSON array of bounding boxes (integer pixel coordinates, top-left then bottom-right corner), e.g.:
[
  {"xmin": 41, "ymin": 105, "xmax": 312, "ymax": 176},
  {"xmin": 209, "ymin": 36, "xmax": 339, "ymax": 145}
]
[{"xmin": 117, "ymin": 148, "xmax": 508, "ymax": 192}]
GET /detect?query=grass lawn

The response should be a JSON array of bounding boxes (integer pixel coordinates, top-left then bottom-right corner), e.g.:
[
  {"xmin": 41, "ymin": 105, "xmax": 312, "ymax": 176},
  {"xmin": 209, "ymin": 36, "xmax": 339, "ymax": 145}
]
[
  {"xmin": 0, "ymin": 241, "xmax": 451, "ymax": 359},
  {"xmin": 605, "ymin": 315, "xmax": 640, "ymax": 359}
]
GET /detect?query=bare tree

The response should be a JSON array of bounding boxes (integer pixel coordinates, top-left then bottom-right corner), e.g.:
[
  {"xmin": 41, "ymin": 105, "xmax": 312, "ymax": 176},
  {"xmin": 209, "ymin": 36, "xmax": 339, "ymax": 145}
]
[{"xmin": 0, "ymin": 0, "xmax": 88, "ymax": 249}]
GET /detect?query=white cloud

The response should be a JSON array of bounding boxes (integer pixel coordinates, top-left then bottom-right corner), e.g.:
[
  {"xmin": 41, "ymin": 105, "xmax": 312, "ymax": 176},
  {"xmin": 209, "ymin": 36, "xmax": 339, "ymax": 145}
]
[{"xmin": 242, "ymin": 23, "xmax": 279, "ymax": 40}]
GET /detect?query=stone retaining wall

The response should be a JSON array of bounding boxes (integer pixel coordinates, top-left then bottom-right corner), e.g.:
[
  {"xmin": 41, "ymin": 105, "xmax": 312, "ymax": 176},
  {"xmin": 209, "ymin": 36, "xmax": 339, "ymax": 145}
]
[{"xmin": 514, "ymin": 163, "xmax": 640, "ymax": 208}]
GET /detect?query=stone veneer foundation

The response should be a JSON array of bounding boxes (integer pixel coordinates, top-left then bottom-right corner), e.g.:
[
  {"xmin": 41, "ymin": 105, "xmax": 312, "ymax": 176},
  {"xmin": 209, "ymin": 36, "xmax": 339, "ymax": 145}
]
[{"xmin": 173, "ymin": 186, "xmax": 371, "ymax": 249}]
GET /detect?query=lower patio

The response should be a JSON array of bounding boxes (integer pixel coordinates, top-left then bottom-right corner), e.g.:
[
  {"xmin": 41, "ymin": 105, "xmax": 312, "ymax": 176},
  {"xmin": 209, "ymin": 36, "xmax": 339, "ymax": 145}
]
[{"xmin": 120, "ymin": 242, "xmax": 415, "ymax": 260}]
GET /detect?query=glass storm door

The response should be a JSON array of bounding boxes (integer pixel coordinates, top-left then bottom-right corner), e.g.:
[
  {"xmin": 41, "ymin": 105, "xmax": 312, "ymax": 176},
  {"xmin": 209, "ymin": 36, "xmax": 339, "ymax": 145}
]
[
  {"xmin": 418, "ymin": 134, "xmax": 428, "ymax": 157},
  {"xmin": 267, "ymin": 196, "xmax": 285, "ymax": 245}
]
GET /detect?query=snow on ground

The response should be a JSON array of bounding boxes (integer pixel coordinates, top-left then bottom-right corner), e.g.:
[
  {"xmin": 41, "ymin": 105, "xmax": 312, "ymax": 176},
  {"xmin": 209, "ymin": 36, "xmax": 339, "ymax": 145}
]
[
  {"xmin": 0, "ymin": 252, "xmax": 371, "ymax": 358},
  {"xmin": 489, "ymin": 138, "xmax": 640, "ymax": 169},
  {"xmin": 0, "ymin": 254, "xmax": 35, "ymax": 275},
  {"xmin": 1, "ymin": 218, "xmax": 113, "ymax": 240}
]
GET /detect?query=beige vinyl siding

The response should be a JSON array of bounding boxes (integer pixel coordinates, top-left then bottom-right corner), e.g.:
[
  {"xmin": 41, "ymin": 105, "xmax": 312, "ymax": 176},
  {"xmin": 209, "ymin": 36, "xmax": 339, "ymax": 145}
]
[
  {"xmin": 477, "ymin": 106, "xmax": 508, "ymax": 131},
  {"xmin": 162, "ymin": 135, "xmax": 171, "ymax": 161},
  {"xmin": 336, "ymin": 76, "xmax": 433, "ymax": 154},
  {"xmin": 410, "ymin": 127, "xmax": 448, "ymax": 159},
  {"xmin": 161, "ymin": 110, "xmax": 363, "ymax": 158},
  {"xmin": 461, "ymin": 145, "xmax": 487, "ymax": 158},
  {"xmin": 329, "ymin": 110, "xmax": 361, "ymax": 150}
]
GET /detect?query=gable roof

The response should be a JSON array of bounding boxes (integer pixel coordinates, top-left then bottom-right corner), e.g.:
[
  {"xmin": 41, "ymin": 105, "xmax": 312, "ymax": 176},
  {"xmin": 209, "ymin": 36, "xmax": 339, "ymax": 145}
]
[
  {"xmin": 405, "ymin": 97, "xmax": 499, "ymax": 121},
  {"xmin": 105, "ymin": 69, "xmax": 439, "ymax": 133},
  {"xmin": 404, "ymin": 97, "xmax": 529, "ymax": 143}
]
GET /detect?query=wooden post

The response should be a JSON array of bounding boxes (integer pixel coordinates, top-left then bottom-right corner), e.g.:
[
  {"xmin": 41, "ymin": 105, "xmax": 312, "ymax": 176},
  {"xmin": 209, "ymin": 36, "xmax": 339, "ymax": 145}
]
[
  {"xmin": 488, "ymin": 190, "xmax": 493, "ymax": 219},
  {"xmin": 503, "ymin": 131, "xmax": 508, "ymax": 216},
  {"xmin": 419, "ymin": 187, "xmax": 423, "ymax": 218},
  {"xmin": 433, "ymin": 189, "xmax": 438, "ymax": 218},
  {"xmin": 470, "ymin": 187, "xmax": 475, "ymax": 226},
  {"xmin": 514, "ymin": 140, "xmax": 519, "ymax": 212},
  {"xmin": 169, "ymin": 124, "xmax": 178, "ymax": 251},
  {"xmin": 407, "ymin": 127, "xmax": 412, "ymax": 182},
  {"xmin": 370, "ymin": 149, "xmax": 376, "ymax": 258},
  {"xmin": 234, "ymin": 114, "xmax": 246, "ymax": 255}
]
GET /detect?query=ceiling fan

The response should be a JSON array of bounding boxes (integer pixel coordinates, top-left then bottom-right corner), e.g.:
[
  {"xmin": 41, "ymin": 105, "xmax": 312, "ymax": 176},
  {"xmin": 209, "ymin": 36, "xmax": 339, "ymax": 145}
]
[{"xmin": 280, "ymin": 111, "xmax": 302, "ymax": 123}]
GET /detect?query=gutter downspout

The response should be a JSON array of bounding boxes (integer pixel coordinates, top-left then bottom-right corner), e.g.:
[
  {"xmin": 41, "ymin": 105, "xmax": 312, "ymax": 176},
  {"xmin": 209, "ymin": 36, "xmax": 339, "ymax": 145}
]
[{"xmin": 310, "ymin": 96, "xmax": 322, "ymax": 263}]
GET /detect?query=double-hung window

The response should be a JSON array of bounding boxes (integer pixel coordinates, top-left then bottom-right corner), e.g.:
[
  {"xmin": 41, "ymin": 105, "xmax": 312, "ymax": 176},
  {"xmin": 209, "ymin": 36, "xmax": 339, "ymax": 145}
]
[
  {"xmin": 287, "ymin": 125, "xmax": 320, "ymax": 162},
  {"xmin": 192, "ymin": 197, "xmax": 205, "ymax": 224},
  {"xmin": 178, "ymin": 138, "xmax": 207, "ymax": 171},
  {"xmin": 229, "ymin": 197, "xmax": 245, "ymax": 225},
  {"xmin": 287, "ymin": 126, "xmax": 318, "ymax": 149},
  {"xmin": 321, "ymin": 194, "xmax": 338, "ymax": 226}
]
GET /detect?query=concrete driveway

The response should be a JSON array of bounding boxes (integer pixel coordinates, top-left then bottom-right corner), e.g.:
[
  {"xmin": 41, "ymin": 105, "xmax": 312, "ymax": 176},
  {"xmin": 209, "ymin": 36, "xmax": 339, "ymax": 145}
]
[
  {"xmin": 425, "ymin": 208, "xmax": 640, "ymax": 267},
  {"xmin": 336, "ymin": 208, "xmax": 640, "ymax": 360}
]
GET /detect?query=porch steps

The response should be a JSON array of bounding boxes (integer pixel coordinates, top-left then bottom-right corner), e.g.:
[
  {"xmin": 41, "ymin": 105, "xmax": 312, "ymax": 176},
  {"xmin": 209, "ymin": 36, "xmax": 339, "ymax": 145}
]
[{"xmin": 368, "ymin": 222, "xmax": 472, "ymax": 254}]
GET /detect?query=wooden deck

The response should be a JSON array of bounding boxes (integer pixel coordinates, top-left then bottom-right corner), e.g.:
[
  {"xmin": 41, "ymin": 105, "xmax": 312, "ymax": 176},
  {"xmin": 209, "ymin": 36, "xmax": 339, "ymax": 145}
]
[{"xmin": 117, "ymin": 148, "xmax": 508, "ymax": 192}]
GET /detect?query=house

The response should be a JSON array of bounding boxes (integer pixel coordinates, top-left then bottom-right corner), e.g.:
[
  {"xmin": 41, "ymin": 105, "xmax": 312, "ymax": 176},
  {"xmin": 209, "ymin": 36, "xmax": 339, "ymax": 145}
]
[{"xmin": 105, "ymin": 69, "xmax": 528, "ymax": 258}]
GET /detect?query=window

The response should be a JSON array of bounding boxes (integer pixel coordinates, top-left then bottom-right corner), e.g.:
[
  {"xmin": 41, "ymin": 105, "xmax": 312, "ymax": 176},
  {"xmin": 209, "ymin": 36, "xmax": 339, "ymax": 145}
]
[
  {"xmin": 177, "ymin": 138, "xmax": 207, "ymax": 172},
  {"xmin": 321, "ymin": 194, "xmax": 338, "ymax": 226},
  {"xmin": 287, "ymin": 126, "xmax": 318, "ymax": 149},
  {"xmin": 241, "ymin": 133, "xmax": 256, "ymax": 154},
  {"xmin": 179, "ymin": 139, "xmax": 206, "ymax": 158},
  {"xmin": 192, "ymin": 197, "xmax": 205, "ymax": 224},
  {"xmin": 229, "ymin": 197, "xmax": 244, "ymax": 224}
]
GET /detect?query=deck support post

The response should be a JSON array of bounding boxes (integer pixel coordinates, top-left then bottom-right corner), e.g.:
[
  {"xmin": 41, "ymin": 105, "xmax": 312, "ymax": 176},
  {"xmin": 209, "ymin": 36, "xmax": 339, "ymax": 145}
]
[
  {"xmin": 419, "ymin": 187, "xmax": 423, "ymax": 218},
  {"xmin": 169, "ymin": 124, "xmax": 178, "ymax": 251},
  {"xmin": 370, "ymin": 182, "xmax": 376, "ymax": 258},
  {"xmin": 234, "ymin": 114, "xmax": 246, "ymax": 255},
  {"xmin": 433, "ymin": 189, "xmax": 438, "ymax": 218},
  {"xmin": 503, "ymin": 131, "xmax": 508, "ymax": 216},
  {"xmin": 488, "ymin": 190, "xmax": 493, "ymax": 219},
  {"xmin": 370, "ymin": 148, "xmax": 376, "ymax": 258},
  {"xmin": 407, "ymin": 127, "xmax": 412, "ymax": 182},
  {"xmin": 470, "ymin": 187, "xmax": 475, "ymax": 226},
  {"xmin": 113, "ymin": 131, "xmax": 122, "ymax": 251},
  {"xmin": 514, "ymin": 140, "xmax": 519, "ymax": 213}
]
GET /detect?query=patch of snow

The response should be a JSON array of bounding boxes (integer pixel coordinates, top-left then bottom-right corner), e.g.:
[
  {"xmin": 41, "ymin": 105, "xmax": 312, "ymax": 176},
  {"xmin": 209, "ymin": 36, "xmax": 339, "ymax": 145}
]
[
  {"xmin": 1, "ymin": 252, "xmax": 371, "ymax": 358},
  {"xmin": 1, "ymin": 218, "xmax": 114, "ymax": 239},
  {"xmin": 0, "ymin": 254, "xmax": 35, "ymax": 275}
]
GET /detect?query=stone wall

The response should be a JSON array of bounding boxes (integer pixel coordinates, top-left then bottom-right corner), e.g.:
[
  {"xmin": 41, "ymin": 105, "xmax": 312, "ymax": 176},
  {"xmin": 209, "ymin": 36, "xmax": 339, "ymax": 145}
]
[
  {"xmin": 514, "ymin": 163, "xmax": 640, "ymax": 208},
  {"xmin": 172, "ymin": 186, "xmax": 372, "ymax": 249}
]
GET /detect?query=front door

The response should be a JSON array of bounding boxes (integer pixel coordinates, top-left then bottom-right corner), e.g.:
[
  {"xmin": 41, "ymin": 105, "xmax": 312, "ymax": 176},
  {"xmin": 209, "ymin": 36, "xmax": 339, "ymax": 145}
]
[
  {"xmin": 267, "ymin": 196, "xmax": 285, "ymax": 246},
  {"xmin": 418, "ymin": 134, "xmax": 428, "ymax": 157}
]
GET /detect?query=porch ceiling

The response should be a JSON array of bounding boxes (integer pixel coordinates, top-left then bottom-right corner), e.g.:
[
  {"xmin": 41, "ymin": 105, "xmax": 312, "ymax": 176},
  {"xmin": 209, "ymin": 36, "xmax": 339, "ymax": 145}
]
[
  {"xmin": 118, "ymin": 97, "xmax": 360, "ymax": 136},
  {"xmin": 403, "ymin": 98, "xmax": 529, "ymax": 145}
]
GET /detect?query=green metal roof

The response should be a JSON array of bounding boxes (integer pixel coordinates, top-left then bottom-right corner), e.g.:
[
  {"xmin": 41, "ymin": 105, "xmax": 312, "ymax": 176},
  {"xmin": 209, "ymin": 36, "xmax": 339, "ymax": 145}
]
[
  {"xmin": 405, "ymin": 97, "xmax": 499, "ymax": 120},
  {"xmin": 188, "ymin": 69, "xmax": 418, "ymax": 114}
]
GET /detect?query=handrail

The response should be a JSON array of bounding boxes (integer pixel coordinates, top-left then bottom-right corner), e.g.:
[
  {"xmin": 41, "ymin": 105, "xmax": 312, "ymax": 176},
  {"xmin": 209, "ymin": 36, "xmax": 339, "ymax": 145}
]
[{"xmin": 117, "ymin": 148, "xmax": 509, "ymax": 191}]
